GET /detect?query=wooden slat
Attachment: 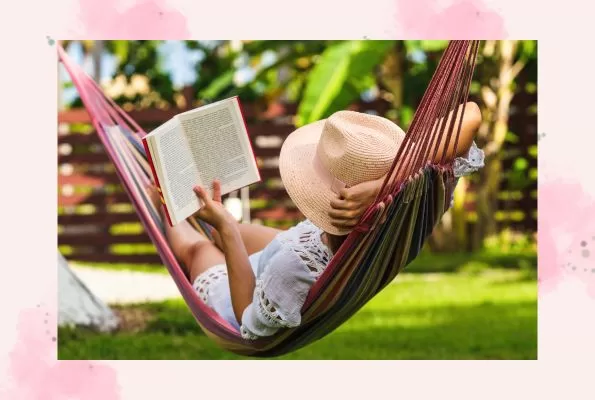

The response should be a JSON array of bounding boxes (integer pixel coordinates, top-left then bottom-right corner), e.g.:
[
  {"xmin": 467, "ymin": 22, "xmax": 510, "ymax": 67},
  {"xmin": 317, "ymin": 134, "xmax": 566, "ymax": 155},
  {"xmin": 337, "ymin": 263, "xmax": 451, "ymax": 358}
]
[
  {"xmin": 58, "ymin": 174, "xmax": 110, "ymax": 187},
  {"xmin": 58, "ymin": 191, "xmax": 131, "ymax": 207},
  {"xmin": 58, "ymin": 133, "xmax": 114, "ymax": 145},
  {"xmin": 253, "ymin": 147, "xmax": 284, "ymax": 158},
  {"xmin": 258, "ymin": 169, "xmax": 282, "ymax": 180},
  {"xmin": 58, "ymin": 122, "xmax": 294, "ymax": 145},
  {"xmin": 252, "ymin": 207, "xmax": 303, "ymax": 220},
  {"xmin": 65, "ymin": 253, "xmax": 164, "ymax": 265},
  {"xmin": 59, "ymin": 233, "xmax": 152, "ymax": 246},
  {"xmin": 58, "ymin": 212, "xmax": 141, "ymax": 225},
  {"xmin": 249, "ymin": 187, "xmax": 289, "ymax": 200},
  {"xmin": 71, "ymin": 191, "xmax": 130, "ymax": 204},
  {"xmin": 248, "ymin": 123, "xmax": 294, "ymax": 137},
  {"xmin": 59, "ymin": 193, "xmax": 104, "ymax": 207},
  {"xmin": 58, "ymin": 103, "xmax": 290, "ymax": 124},
  {"xmin": 58, "ymin": 172, "xmax": 125, "ymax": 185},
  {"xmin": 59, "ymin": 152, "xmax": 111, "ymax": 163}
]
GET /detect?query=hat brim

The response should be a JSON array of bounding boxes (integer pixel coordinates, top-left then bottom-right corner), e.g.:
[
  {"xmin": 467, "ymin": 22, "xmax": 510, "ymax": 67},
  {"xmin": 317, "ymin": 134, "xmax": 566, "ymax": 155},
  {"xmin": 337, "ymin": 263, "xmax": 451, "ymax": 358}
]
[{"xmin": 279, "ymin": 120, "xmax": 349, "ymax": 236}]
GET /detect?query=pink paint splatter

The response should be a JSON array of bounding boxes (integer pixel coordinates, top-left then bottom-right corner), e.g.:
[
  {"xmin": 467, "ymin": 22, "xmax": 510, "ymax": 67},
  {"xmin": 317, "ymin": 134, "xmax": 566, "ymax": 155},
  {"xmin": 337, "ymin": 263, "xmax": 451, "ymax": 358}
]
[
  {"xmin": 1, "ymin": 309, "xmax": 120, "ymax": 399},
  {"xmin": 77, "ymin": 0, "xmax": 190, "ymax": 38},
  {"xmin": 395, "ymin": 0, "xmax": 506, "ymax": 38},
  {"xmin": 2, "ymin": 1, "xmax": 185, "ymax": 397},
  {"xmin": 539, "ymin": 180, "xmax": 595, "ymax": 296}
]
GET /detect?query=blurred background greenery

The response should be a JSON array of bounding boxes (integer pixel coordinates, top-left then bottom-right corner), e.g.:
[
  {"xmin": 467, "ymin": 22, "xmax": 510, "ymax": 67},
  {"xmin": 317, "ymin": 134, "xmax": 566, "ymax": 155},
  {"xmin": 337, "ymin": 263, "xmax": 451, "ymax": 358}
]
[{"xmin": 57, "ymin": 40, "xmax": 537, "ymax": 360}]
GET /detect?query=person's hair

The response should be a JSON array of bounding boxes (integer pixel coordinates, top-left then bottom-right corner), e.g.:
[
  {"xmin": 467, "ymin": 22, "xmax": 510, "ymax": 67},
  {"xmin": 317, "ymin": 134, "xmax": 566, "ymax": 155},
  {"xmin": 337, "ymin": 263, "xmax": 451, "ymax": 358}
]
[{"xmin": 327, "ymin": 233, "xmax": 348, "ymax": 254}]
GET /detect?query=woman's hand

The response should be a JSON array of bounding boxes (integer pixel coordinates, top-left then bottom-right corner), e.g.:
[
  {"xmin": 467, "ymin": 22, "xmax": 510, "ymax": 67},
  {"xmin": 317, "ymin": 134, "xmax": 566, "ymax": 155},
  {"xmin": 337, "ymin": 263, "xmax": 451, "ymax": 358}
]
[
  {"xmin": 193, "ymin": 180, "xmax": 236, "ymax": 231},
  {"xmin": 329, "ymin": 175, "xmax": 385, "ymax": 230}
]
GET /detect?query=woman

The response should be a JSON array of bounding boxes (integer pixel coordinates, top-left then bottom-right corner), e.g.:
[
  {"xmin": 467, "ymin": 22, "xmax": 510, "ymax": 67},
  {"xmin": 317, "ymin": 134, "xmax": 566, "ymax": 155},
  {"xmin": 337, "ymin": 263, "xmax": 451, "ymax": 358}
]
[{"xmin": 149, "ymin": 102, "xmax": 484, "ymax": 340}]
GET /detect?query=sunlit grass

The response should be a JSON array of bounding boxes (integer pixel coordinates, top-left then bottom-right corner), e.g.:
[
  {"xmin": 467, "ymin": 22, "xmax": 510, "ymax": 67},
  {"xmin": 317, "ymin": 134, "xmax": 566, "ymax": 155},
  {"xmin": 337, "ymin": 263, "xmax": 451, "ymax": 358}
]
[{"xmin": 58, "ymin": 268, "xmax": 536, "ymax": 360}]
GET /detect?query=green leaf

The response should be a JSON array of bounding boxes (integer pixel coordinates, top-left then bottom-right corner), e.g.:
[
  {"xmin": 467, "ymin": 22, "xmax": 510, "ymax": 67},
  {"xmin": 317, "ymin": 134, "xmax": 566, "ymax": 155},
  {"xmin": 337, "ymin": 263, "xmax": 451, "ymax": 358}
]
[
  {"xmin": 297, "ymin": 40, "xmax": 394, "ymax": 126},
  {"xmin": 350, "ymin": 73, "xmax": 377, "ymax": 94},
  {"xmin": 419, "ymin": 40, "xmax": 449, "ymax": 52},
  {"xmin": 525, "ymin": 82, "xmax": 537, "ymax": 94},
  {"xmin": 111, "ymin": 41, "xmax": 129, "ymax": 63},
  {"xmin": 199, "ymin": 70, "xmax": 234, "ymax": 100},
  {"xmin": 285, "ymin": 73, "xmax": 305, "ymax": 102},
  {"xmin": 400, "ymin": 105, "xmax": 415, "ymax": 128},
  {"xmin": 404, "ymin": 40, "xmax": 422, "ymax": 53},
  {"xmin": 469, "ymin": 81, "xmax": 482, "ymax": 95},
  {"xmin": 505, "ymin": 131, "xmax": 519, "ymax": 143},
  {"xmin": 513, "ymin": 157, "xmax": 529, "ymax": 171},
  {"xmin": 519, "ymin": 40, "xmax": 537, "ymax": 62}
]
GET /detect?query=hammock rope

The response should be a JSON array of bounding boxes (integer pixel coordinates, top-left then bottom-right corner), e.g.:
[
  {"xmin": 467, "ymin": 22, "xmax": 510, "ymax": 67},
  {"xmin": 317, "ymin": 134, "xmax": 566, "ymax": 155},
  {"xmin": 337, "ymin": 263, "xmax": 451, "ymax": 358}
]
[{"xmin": 58, "ymin": 40, "xmax": 479, "ymax": 357}]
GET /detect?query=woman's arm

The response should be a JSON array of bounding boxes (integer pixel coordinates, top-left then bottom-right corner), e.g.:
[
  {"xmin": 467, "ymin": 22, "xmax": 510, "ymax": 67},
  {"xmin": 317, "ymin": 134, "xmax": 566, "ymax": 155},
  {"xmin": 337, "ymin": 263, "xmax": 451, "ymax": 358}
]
[
  {"xmin": 217, "ymin": 222, "xmax": 255, "ymax": 324},
  {"xmin": 193, "ymin": 182, "xmax": 255, "ymax": 324},
  {"xmin": 329, "ymin": 102, "xmax": 482, "ymax": 230},
  {"xmin": 427, "ymin": 101, "xmax": 482, "ymax": 163}
]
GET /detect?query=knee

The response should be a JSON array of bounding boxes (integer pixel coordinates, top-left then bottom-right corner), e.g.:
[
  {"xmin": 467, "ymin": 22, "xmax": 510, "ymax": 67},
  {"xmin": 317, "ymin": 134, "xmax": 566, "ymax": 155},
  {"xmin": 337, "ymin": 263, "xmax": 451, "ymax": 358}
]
[{"xmin": 182, "ymin": 240, "xmax": 212, "ymax": 266}]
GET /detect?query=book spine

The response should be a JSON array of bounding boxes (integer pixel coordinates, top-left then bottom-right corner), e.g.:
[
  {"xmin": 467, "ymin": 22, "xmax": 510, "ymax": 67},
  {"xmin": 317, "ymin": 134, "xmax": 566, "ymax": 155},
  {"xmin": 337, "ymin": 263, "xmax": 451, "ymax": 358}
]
[
  {"xmin": 142, "ymin": 137, "xmax": 175, "ymax": 227},
  {"xmin": 234, "ymin": 96, "xmax": 261, "ymax": 182}
]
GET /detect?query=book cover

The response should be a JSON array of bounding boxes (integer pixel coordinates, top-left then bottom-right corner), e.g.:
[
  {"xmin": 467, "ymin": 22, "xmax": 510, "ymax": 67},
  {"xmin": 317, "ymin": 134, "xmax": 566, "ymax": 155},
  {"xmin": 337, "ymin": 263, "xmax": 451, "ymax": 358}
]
[{"xmin": 142, "ymin": 136, "xmax": 174, "ymax": 227}]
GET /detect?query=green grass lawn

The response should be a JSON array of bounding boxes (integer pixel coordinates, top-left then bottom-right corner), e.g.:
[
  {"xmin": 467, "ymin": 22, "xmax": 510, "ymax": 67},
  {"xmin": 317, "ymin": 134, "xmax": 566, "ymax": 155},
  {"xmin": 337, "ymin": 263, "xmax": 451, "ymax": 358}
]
[{"xmin": 58, "ymin": 268, "xmax": 537, "ymax": 360}]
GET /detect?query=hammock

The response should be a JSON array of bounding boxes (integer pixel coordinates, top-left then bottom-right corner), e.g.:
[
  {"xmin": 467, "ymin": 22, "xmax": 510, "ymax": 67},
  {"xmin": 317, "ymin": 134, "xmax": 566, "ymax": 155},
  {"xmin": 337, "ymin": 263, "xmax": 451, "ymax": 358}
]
[{"xmin": 58, "ymin": 40, "xmax": 480, "ymax": 357}]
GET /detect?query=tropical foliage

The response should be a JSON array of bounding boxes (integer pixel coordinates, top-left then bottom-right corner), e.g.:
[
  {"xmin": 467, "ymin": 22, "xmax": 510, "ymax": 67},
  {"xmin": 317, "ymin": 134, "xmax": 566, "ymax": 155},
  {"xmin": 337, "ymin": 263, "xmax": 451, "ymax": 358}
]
[{"xmin": 61, "ymin": 40, "xmax": 537, "ymax": 253}]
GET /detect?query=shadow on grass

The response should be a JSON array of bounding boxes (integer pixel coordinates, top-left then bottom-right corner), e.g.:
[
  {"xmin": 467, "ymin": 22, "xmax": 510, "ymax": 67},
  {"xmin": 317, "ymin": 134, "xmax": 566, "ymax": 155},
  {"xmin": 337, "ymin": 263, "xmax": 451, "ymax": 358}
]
[{"xmin": 59, "ymin": 297, "xmax": 536, "ymax": 360}]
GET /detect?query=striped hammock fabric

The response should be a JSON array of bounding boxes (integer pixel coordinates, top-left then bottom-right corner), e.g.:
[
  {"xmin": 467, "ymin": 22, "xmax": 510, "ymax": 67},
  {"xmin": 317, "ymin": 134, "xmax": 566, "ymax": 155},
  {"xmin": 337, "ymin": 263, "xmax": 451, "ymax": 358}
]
[{"xmin": 58, "ymin": 40, "xmax": 480, "ymax": 357}]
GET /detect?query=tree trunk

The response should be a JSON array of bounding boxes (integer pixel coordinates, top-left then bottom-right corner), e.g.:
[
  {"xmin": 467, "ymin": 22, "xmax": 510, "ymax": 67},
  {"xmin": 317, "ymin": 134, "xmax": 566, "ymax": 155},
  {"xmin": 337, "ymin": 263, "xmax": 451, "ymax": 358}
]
[
  {"xmin": 380, "ymin": 42, "xmax": 405, "ymax": 120},
  {"xmin": 428, "ymin": 176, "xmax": 470, "ymax": 252},
  {"xmin": 92, "ymin": 40, "xmax": 103, "ymax": 82},
  {"xmin": 471, "ymin": 40, "xmax": 518, "ymax": 251},
  {"xmin": 58, "ymin": 252, "xmax": 119, "ymax": 332}
]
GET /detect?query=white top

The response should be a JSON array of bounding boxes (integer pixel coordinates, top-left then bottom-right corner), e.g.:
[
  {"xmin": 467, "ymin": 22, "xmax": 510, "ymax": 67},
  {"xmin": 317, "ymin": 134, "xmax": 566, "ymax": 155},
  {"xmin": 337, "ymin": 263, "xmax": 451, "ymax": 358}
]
[{"xmin": 239, "ymin": 219, "xmax": 331, "ymax": 340}]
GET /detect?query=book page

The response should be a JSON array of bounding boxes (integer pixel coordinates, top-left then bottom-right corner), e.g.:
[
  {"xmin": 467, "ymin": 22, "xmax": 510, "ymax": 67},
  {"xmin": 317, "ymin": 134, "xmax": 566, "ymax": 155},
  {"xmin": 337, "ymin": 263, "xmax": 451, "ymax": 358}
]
[
  {"xmin": 177, "ymin": 97, "xmax": 260, "ymax": 197},
  {"xmin": 149, "ymin": 120, "xmax": 201, "ymax": 224}
]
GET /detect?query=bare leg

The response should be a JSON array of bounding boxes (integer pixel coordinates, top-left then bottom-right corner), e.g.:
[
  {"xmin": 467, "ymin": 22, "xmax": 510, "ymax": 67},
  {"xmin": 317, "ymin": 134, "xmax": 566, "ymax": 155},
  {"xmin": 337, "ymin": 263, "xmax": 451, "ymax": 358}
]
[
  {"xmin": 211, "ymin": 223, "xmax": 284, "ymax": 255},
  {"xmin": 148, "ymin": 187, "xmax": 226, "ymax": 282}
]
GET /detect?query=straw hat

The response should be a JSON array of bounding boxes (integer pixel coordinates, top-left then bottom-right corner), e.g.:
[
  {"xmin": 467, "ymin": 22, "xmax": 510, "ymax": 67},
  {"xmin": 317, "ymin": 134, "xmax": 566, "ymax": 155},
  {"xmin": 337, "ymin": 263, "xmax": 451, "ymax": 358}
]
[{"xmin": 279, "ymin": 110, "xmax": 406, "ymax": 236}]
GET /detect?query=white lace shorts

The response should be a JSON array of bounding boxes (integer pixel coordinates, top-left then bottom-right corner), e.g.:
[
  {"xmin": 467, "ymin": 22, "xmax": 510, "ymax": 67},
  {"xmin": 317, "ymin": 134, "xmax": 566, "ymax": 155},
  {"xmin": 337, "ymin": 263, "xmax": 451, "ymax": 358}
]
[{"xmin": 192, "ymin": 251, "xmax": 262, "ymax": 330}]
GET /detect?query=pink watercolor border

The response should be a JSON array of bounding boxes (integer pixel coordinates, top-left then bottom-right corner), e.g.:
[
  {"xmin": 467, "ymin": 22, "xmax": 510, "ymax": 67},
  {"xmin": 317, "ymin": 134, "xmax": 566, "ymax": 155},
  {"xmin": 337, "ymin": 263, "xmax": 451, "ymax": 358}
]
[{"xmin": 2, "ymin": 0, "xmax": 594, "ymax": 398}]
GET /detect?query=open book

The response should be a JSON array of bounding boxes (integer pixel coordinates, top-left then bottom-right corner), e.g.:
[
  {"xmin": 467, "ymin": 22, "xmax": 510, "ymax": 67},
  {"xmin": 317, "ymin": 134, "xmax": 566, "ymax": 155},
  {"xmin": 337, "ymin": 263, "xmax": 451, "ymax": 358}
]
[{"xmin": 142, "ymin": 96, "xmax": 261, "ymax": 226}]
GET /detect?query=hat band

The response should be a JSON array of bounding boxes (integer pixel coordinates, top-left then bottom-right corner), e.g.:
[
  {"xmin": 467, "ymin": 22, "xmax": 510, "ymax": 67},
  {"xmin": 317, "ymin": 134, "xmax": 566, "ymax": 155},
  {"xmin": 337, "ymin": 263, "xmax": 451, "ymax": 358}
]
[{"xmin": 312, "ymin": 153, "xmax": 346, "ymax": 195}]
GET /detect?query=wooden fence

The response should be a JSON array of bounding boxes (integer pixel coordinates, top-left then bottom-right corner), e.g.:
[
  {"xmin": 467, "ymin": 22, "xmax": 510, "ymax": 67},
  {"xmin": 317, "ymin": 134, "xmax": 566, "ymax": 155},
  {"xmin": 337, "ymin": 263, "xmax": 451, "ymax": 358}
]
[
  {"xmin": 58, "ymin": 99, "xmax": 391, "ymax": 264},
  {"xmin": 58, "ymin": 95, "xmax": 536, "ymax": 265}
]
